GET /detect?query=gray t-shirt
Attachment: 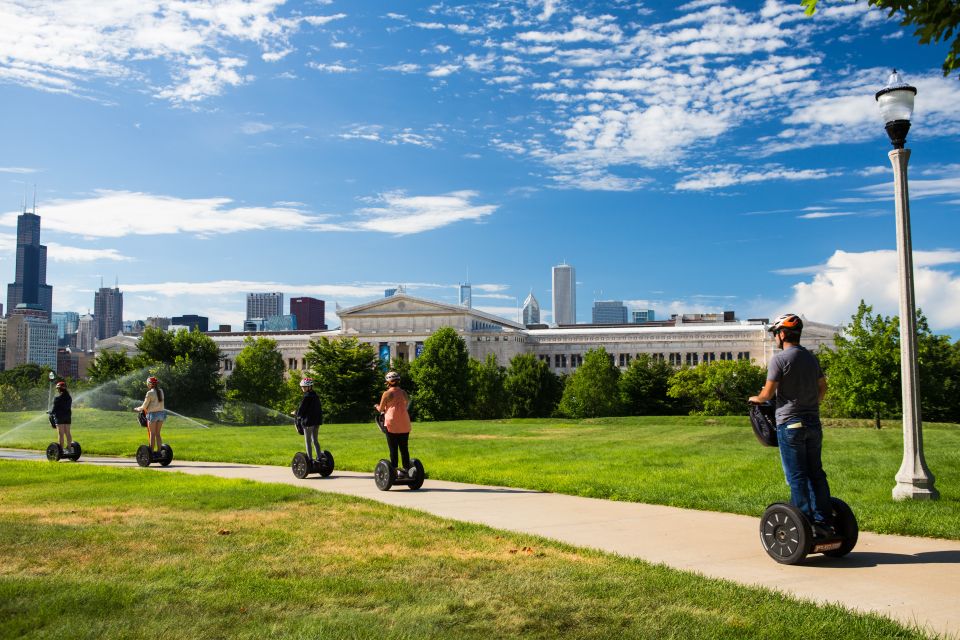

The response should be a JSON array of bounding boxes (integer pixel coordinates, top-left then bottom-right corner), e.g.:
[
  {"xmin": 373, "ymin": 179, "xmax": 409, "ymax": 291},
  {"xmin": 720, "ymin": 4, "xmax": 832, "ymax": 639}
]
[{"xmin": 767, "ymin": 345, "xmax": 824, "ymax": 424}]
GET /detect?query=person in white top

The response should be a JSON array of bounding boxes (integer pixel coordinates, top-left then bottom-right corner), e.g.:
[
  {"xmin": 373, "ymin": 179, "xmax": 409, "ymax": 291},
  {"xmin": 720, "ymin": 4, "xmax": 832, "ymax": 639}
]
[{"xmin": 134, "ymin": 376, "xmax": 167, "ymax": 452}]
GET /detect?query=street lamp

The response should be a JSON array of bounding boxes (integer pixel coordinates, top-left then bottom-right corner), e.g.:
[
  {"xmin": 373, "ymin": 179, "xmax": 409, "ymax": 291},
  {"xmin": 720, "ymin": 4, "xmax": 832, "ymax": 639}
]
[
  {"xmin": 875, "ymin": 69, "xmax": 939, "ymax": 501},
  {"xmin": 47, "ymin": 370, "xmax": 56, "ymax": 411}
]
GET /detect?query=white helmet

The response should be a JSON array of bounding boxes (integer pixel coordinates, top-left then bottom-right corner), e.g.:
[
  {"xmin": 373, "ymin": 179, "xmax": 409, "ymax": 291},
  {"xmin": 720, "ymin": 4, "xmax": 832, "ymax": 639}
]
[
  {"xmin": 385, "ymin": 371, "xmax": 400, "ymax": 383},
  {"xmin": 299, "ymin": 378, "xmax": 314, "ymax": 388}
]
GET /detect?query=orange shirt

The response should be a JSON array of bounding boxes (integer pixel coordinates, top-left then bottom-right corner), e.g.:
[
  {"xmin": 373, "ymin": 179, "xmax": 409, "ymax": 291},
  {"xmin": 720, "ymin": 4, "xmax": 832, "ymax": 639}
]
[{"xmin": 378, "ymin": 387, "xmax": 411, "ymax": 434}]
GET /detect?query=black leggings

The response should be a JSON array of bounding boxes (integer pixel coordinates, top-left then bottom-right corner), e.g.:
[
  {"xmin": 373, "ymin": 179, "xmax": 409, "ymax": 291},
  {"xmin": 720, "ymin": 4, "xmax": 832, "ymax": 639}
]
[{"xmin": 386, "ymin": 432, "xmax": 410, "ymax": 469}]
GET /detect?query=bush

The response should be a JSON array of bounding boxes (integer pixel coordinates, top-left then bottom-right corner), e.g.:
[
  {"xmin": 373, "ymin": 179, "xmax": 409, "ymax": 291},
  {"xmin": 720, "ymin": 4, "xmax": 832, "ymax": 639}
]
[{"xmin": 667, "ymin": 360, "xmax": 767, "ymax": 416}]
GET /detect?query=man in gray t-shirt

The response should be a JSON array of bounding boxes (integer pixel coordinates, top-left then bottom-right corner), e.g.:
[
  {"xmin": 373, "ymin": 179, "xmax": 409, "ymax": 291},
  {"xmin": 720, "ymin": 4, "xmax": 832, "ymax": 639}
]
[{"xmin": 749, "ymin": 313, "xmax": 833, "ymax": 534}]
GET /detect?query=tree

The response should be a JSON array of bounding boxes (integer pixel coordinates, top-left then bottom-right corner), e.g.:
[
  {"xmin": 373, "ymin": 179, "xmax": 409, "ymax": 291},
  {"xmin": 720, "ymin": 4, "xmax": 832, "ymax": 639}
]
[
  {"xmin": 619, "ymin": 354, "xmax": 684, "ymax": 416},
  {"xmin": 410, "ymin": 327, "xmax": 471, "ymax": 421},
  {"xmin": 304, "ymin": 336, "xmax": 381, "ymax": 423},
  {"xmin": 0, "ymin": 384, "xmax": 24, "ymax": 411},
  {"xmin": 802, "ymin": 0, "xmax": 960, "ymax": 78},
  {"xmin": 504, "ymin": 353, "xmax": 563, "ymax": 418},
  {"xmin": 225, "ymin": 337, "xmax": 287, "ymax": 424},
  {"xmin": 87, "ymin": 350, "xmax": 135, "ymax": 384},
  {"xmin": 818, "ymin": 301, "xmax": 901, "ymax": 428},
  {"xmin": 468, "ymin": 354, "xmax": 508, "ymax": 419},
  {"xmin": 559, "ymin": 347, "xmax": 623, "ymax": 418},
  {"xmin": 667, "ymin": 359, "xmax": 767, "ymax": 416}
]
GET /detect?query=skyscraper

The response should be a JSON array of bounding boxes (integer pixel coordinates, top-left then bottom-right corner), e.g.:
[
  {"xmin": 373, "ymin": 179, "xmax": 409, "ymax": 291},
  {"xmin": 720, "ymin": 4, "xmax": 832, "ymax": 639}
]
[
  {"xmin": 51, "ymin": 311, "xmax": 80, "ymax": 343},
  {"xmin": 592, "ymin": 300, "xmax": 628, "ymax": 324},
  {"xmin": 247, "ymin": 292, "xmax": 283, "ymax": 320},
  {"xmin": 522, "ymin": 291, "xmax": 540, "ymax": 325},
  {"xmin": 459, "ymin": 283, "xmax": 472, "ymax": 308},
  {"xmin": 76, "ymin": 313, "xmax": 96, "ymax": 352},
  {"xmin": 94, "ymin": 286, "xmax": 123, "ymax": 339},
  {"xmin": 290, "ymin": 297, "xmax": 327, "ymax": 331},
  {"xmin": 171, "ymin": 315, "xmax": 209, "ymax": 332},
  {"xmin": 551, "ymin": 263, "xmax": 576, "ymax": 325},
  {"xmin": 6, "ymin": 209, "xmax": 53, "ymax": 319},
  {"xmin": 5, "ymin": 305, "xmax": 56, "ymax": 370}
]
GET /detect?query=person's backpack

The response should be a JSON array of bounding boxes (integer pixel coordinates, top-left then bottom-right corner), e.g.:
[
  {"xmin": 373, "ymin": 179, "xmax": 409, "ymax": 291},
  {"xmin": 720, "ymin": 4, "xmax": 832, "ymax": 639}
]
[{"xmin": 749, "ymin": 402, "xmax": 778, "ymax": 447}]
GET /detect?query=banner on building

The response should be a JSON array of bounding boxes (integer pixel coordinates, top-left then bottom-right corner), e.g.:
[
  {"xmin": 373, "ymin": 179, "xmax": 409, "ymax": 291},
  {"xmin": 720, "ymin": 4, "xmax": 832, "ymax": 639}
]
[{"xmin": 379, "ymin": 343, "xmax": 390, "ymax": 365}]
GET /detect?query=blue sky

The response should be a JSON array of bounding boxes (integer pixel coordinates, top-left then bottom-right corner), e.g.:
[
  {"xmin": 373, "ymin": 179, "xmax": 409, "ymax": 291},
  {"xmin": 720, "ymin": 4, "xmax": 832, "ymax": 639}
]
[{"xmin": 1, "ymin": 0, "xmax": 959, "ymax": 334}]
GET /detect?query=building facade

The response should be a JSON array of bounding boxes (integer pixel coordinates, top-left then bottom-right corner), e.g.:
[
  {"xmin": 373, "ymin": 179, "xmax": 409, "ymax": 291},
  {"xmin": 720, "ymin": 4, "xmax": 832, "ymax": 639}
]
[
  {"xmin": 247, "ymin": 292, "xmax": 283, "ymax": 320},
  {"xmin": 551, "ymin": 263, "xmax": 576, "ymax": 325},
  {"xmin": 51, "ymin": 311, "xmax": 80, "ymax": 345},
  {"xmin": 632, "ymin": 309, "xmax": 655, "ymax": 323},
  {"xmin": 171, "ymin": 315, "xmax": 209, "ymax": 332},
  {"xmin": 6, "ymin": 210, "xmax": 53, "ymax": 319},
  {"xmin": 522, "ymin": 291, "xmax": 540, "ymax": 325},
  {"xmin": 592, "ymin": 300, "xmax": 628, "ymax": 324},
  {"xmin": 290, "ymin": 297, "xmax": 327, "ymax": 331},
  {"xmin": 5, "ymin": 306, "xmax": 57, "ymax": 370},
  {"xmin": 459, "ymin": 283, "xmax": 472, "ymax": 308},
  {"xmin": 94, "ymin": 286, "xmax": 123, "ymax": 340},
  {"xmin": 76, "ymin": 314, "xmax": 96, "ymax": 352}
]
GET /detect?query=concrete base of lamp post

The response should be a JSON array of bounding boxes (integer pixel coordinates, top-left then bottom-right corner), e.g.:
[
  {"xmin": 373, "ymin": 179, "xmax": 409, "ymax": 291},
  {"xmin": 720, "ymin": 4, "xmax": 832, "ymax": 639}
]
[{"xmin": 888, "ymin": 148, "xmax": 938, "ymax": 502}]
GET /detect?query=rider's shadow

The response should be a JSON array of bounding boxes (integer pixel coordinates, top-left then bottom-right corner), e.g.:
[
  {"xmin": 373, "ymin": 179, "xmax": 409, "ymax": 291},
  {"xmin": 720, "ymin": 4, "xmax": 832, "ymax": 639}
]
[{"xmin": 810, "ymin": 550, "xmax": 960, "ymax": 567}]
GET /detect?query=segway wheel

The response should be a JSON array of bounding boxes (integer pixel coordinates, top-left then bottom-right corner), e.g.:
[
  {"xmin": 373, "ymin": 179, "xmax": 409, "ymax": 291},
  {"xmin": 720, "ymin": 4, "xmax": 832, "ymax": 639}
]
[
  {"xmin": 46, "ymin": 443, "xmax": 62, "ymax": 462},
  {"xmin": 823, "ymin": 497, "xmax": 859, "ymax": 558},
  {"xmin": 159, "ymin": 444, "xmax": 173, "ymax": 467},
  {"xmin": 68, "ymin": 441, "xmax": 82, "ymax": 462},
  {"xmin": 292, "ymin": 452, "xmax": 311, "ymax": 479},
  {"xmin": 136, "ymin": 445, "xmax": 152, "ymax": 467},
  {"xmin": 406, "ymin": 458, "xmax": 425, "ymax": 490},
  {"xmin": 760, "ymin": 503, "xmax": 811, "ymax": 565},
  {"xmin": 318, "ymin": 450, "xmax": 335, "ymax": 478},
  {"xmin": 375, "ymin": 459, "xmax": 395, "ymax": 491}
]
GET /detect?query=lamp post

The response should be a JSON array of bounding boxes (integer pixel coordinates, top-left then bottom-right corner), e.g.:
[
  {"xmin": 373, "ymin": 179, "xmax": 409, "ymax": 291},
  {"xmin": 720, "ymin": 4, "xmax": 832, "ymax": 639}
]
[
  {"xmin": 47, "ymin": 370, "xmax": 56, "ymax": 411},
  {"xmin": 875, "ymin": 69, "xmax": 939, "ymax": 501}
]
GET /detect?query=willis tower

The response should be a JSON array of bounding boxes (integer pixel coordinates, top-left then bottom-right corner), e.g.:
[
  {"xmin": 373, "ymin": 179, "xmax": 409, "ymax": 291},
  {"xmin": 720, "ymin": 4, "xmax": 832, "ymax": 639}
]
[{"xmin": 6, "ymin": 209, "xmax": 53, "ymax": 319}]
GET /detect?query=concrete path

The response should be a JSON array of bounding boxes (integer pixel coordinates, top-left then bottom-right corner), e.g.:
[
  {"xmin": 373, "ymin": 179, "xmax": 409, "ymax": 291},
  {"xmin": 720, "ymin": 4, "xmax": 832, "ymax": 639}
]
[{"xmin": 3, "ymin": 448, "xmax": 959, "ymax": 638}]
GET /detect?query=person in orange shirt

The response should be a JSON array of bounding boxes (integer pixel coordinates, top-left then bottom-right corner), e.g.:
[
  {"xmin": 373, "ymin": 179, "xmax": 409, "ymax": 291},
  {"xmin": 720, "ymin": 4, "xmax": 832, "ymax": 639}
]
[{"xmin": 374, "ymin": 371, "xmax": 412, "ymax": 473}]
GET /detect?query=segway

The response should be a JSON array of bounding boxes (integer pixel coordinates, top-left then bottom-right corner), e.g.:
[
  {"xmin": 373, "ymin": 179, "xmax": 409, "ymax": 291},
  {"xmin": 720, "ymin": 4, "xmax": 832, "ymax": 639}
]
[
  {"xmin": 291, "ymin": 450, "xmax": 334, "ymax": 479},
  {"xmin": 760, "ymin": 497, "xmax": 859, "ymax": 564},
  {"xmin": 373, "ymin": 413, "xmax": 425, "ymax": 490},
  {"xmin": 45, "ymin": 413, "xmax": 81, "ymax": 462},
  {"xmin": 136, "ymin": 443, "xmax": 173, "ymax": 467}
]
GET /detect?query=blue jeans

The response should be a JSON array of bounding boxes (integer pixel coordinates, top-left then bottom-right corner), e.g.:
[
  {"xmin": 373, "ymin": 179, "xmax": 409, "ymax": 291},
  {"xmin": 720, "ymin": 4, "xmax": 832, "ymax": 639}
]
[{"xmin": 777, "ymin": 417, "xmax": 832, "ymax": 524}]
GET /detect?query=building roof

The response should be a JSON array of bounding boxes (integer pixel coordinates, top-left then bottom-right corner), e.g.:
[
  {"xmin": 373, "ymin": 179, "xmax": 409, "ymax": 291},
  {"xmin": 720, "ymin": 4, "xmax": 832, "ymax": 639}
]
[{"xmin": 338, "ymin": 293, "xmax": 525, "ymax": 330}]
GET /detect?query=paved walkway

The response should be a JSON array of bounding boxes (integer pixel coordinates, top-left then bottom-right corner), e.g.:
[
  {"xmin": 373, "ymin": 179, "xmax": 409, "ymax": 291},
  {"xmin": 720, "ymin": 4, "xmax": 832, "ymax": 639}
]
[{"xmin": 3, "ymin": 448, "xmax": 959, "ymax": 638}]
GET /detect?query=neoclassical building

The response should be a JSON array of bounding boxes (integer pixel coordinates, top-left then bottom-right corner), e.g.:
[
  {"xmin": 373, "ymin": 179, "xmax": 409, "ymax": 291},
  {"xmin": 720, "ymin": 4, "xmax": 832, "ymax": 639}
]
[{"xmin": 202, "ymin": 293, "xmax": 839, "ymax": 377}]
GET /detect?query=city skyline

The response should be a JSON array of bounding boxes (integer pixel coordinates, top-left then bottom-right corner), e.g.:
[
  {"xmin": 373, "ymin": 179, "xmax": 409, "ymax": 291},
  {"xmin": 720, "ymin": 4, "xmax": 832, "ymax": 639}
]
[{"xmin": 1, "ymin": 2, "xmax": 959, "ymax": 336}]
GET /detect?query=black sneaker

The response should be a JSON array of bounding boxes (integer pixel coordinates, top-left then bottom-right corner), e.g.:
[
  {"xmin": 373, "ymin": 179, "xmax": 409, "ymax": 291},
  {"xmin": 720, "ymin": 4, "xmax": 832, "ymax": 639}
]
[{"xmin": 812, "ymin": 522, "xmax": 836, "ymax": 539}]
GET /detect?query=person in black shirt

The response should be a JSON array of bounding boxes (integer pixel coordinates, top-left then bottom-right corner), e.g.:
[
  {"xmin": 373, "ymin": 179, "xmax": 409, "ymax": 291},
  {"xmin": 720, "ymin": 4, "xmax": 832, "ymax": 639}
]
[
  {"xmin": 50, "ymin": 381, "xmax": 73, "ymax": 449},
  {"xmin": 294, "ymin": 378, "xmax": 323, "ymax": 461}
]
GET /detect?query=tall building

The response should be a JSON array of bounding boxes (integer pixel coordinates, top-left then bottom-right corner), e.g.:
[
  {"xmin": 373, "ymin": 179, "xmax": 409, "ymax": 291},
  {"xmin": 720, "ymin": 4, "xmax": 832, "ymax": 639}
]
[
  {"xmin": 5, "ymin": 304, "xmax": 56, "ymax": 370},
  {"xmin": 94, "ymin": 286, "xmax": 123, "ymax": 339},
  {"xmin": 522, "ymin": 291, "xmax": 540, "ymax": 325},
  {"xmin": 459, "ymin": 283, "xmax": 472, "ymax": 308},
  {"xmin": 76, "ymin": 313, "xmax": 96, "ymax": 352},
  {"xmin": 6, "ymin": 209, "xmax": 53, "ymax": 319},
  {"xmin": 551, "ymin": 263, "xmax": 576, "ymax": 326},
  {"xmin": 290, "ymin": 297, "xmax": 327, "ymax": 331},
  {"xmin": 632, "ymin": 309, "xmax": 656, "ymax": 323},
  {"xmin": 146, "ymin": 317, "xmax": 171, "ymax": 331},
  {"xmin": 171, "ymin": 315, "xmax": 209, "ymax": 332},
  {"xmin": 247, "ymin": 292, "xmax": 283, "ymax": 320},
  {"xmin": 51, "ymin": 311, "xmax": 80, "ymax": 344},
  {"xmin": 592, "ymin": 300, "xmax": 628, "ymax": 324}
]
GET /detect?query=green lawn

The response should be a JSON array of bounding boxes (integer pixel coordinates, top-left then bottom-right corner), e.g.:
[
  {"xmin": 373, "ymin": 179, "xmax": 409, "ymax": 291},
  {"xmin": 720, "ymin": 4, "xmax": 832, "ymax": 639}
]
[
  {"xmin": 0, "ymin": 461, "xmax": 930, "ymax": 640},
  {"xmin": 2, "ymin": 408, "xmax": 958, "ymax": 539}
]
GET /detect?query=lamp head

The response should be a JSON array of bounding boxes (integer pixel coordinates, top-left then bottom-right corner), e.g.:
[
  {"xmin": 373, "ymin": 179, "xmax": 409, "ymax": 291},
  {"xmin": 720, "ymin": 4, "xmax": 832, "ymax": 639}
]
[{"xmin": 875, "ymin": 69, "xmax": 917, "ymax": 149}]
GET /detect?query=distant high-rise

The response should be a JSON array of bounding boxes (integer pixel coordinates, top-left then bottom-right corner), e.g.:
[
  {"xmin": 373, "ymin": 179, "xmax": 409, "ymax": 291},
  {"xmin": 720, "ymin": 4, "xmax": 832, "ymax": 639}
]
[
  {"xmin": 94, "ymin": 286, "xmax": 123, "ymax": 339},
  {"xmin": 76, "ymin": 313, "xmax": 96, "ymax": 352},
  {"xmin": 459, "ymin": 283, "xmax": 472, "ymax": 308},
  {"xmin": 632, "ymin": 309, "xmax": 656, "ymax": 323},
  {"xmin": 51, "ymin": 311, "xmax": 80, "ymax": 343},
  {"xmin": 5, "ymin": 305, "xmax": 56, "ymax": 370},
  {"xmin": 290, "ymin": 297, "xmax": 327, "ymax": 331},
  {"xmin": 247, "ymin": 292, "xmax": 283, "ymax": 320},
  {"xmin": 522, "ymin": 291, "xmax": 540, "ymax": 325},
  {"xmin": 146, "ymin": 317, "xmax": 171, "ymax": 331},
  {"xmin": 551, "ymin": 263, "xmax": 576, "ymax": 325},
  {"xmin": 6, "ymin": 209, "xmax": 53, "ymax": 320},
  {"xmin": 171, "ymin": 315, "xmax": 209, "ymax": 332},
  {"xmin": 592, "ymin": 300, "xmax": 627, "ymax": 324}
]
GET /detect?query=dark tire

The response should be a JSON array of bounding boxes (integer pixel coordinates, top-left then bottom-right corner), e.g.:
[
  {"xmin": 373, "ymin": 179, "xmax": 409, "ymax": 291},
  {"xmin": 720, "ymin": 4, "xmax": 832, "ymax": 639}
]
[
  {"xmin": 68, "ymin": 441, "xmax": 81, "ymax": 461},
  {"xmin": 292, "ymin": 452, "xmax": 310, "ymax": 479},
  {"xmin": 823, "ymin": 497, "xmax": 859, "ymax": 557},
  {"xmin": 136, "ymin": 445, "xmax": 152, "ymax": 467},
  {"xmin": 46, "ymin": 443, "xmax": 62, "ymax": 462},
  {"xmin": 407, "ymin": 458, "xmax": 425, "ymax": 490},
  {"xmin": 375, "ymin": 459, "xmax": 395, "ymax": 491},
  {"xmin": 318, "ymin": 450, "xmax": 335, "ymax": 477},
  {"xmin": 159, "ymin": 444, "xmax": 173, "ymax": 467},
  {"xmin": 760, "ymin": 503, "xmax": 811, "ymax": 565}
]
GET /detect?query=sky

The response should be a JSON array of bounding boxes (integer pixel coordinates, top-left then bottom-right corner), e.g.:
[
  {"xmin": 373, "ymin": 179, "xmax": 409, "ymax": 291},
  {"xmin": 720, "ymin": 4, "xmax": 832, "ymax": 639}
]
[{"xmin": 1, "ymin": 0, "xmax": 959, "ymax": 335}]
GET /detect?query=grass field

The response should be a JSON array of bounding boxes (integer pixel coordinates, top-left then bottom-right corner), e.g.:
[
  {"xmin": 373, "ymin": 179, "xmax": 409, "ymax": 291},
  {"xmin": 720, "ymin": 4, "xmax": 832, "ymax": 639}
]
[
  {"xmin": 2, "ymin": 408, "xmax": 958, "ymax": 540},
  {"xmin": 0, "ymin": 461, "xmax": 931, "ymax": 640}
]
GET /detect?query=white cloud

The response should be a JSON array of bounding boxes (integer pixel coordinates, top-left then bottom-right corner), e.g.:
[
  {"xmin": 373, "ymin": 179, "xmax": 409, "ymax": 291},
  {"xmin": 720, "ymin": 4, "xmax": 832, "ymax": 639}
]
[
  {"xmin": 796, "ymin": 211, "xmax": 858, "ymax": 220},
  {"xmin": 338, "ymin": 124, "xmax": 441, "ymax": 148},
  {"xmin": 239, "ymin": 121, "xmax": 274, "ymax": 135},
  {"xmin": 675, "ymin": 164, "xmax": 837, "ymax": 191},
  {"xmin": 855, "ymin": 176, "xmax": 960, "ymax": 201},
  {"xmin": 0, "ymin": 2, "xmax": 346, "ymax": 102},
  {"xmin": 0, "ymin": 166, "xmax": 38, "ymax": 173},
  {"xmin": 383, "ymin": 63, "xmax": 420, "ymax": 73},
  {"xmin": 46, "ymin": 243, "xmax": 134, "ymax": 262},
  {"xmin": 353, "ymin": 191, "xmax": 498, "ymax": 235},
  {"xmin": 427, "ymin": 64, "xmax": 460, "ymax": 77},
  {"xmin": 307, "ymin": 62, "xmax": 356, "ymax": 73},
  {"xmin": 783, "ymin": 249, "xmax": 960, "ymax": 329}
]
